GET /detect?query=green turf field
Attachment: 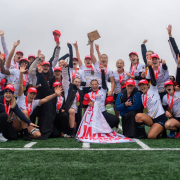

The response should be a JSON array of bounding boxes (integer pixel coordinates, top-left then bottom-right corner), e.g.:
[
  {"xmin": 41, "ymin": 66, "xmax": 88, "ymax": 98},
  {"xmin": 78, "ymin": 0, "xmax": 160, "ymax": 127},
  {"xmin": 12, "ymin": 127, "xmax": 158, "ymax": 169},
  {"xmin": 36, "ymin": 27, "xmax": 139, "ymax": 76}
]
[{"xmin": 0, "ymin": 105, "xmax": 180, "ymax": 180}]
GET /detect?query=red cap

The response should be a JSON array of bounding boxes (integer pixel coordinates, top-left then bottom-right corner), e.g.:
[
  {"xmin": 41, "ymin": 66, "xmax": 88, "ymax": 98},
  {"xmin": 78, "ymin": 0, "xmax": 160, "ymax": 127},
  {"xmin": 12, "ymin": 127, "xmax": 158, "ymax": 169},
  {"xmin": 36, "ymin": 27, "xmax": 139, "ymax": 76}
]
[
  {"xmin": 126, "ymin": 79, "xmax": 135, "ymax": 86},
  {"xmin": 53, "ymin": 82, "xmax": 61, "ymax": 88},
  {"xmin": 73, "ymin": 57, "xmax": 78, "ymax": 61},
  {"xmin": 105, "ymin": 96, "xmax": 114, "ymax": 106},
  {"xmin": 1, "ymin": 53, "xmax": 6, "ymax": 60},
  {"xmin": 54, "ymin": 66, "xmax": 62, "ymax": 72},
  {"xmin": 164, "ymin": 80, "xmax": 174, "ymax": 87},
  {"xmin": 53, "ymin": 30, "xmax": 61, "ymax": 43},
  {"xmin": 19, "ymin": 58, "xmax": 29, "ymax": 64},
  {"xmin": 85, "ymin": 55, "xmax": 91, "ymax": 60},
  {"xmin": 150, "ymin": 53, "xmax": 159, "ymax": 59},
  {"xmin": 5, "ymin": 84, "xmax": 15, "ymax": 92},
  {"xmin": 83, "ymin": 94, "xmax": 91, "ymax": 105},
  {"xmin": 42, "ymin": 61, "xmax": 50, "ymax": 66},
  {"xmin": 28, "ymin": 54, "xmax": 36, "ymax": 59},
  {"xmin": 27, "ymin": 87, "xmax": 37, "ymax": 94},
  {"xmin": 138, "ymin": 79, "xmax": 149, "ymax": 86},
  {"xmin": 129, "ymin": 52, "xmax": 138, "ymax": 57},
  {"xmin": 15, "ymin": 51, "xmax": 24, "ymax": 56}
]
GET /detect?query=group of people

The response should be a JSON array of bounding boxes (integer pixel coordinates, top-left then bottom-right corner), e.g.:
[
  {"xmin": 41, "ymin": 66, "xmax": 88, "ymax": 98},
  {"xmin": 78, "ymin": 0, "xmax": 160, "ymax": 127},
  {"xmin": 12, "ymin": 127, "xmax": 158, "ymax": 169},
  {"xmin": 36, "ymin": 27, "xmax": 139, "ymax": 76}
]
[{"xmin": 0, "ymin": 24, "xmax": 180, "ymax": 142}]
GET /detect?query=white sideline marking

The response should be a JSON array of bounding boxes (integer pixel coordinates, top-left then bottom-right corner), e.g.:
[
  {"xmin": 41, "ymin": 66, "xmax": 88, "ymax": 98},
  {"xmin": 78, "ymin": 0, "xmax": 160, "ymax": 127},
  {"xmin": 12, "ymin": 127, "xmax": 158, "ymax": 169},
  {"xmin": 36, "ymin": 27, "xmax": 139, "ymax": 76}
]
[
  {"xmin": 0, "ymin": 148, "xmax": 180, "ymax": 151},
  {"xmin": 82, "ymin": 142, "xmax": 90, "ymax": 148},
  {"xmin": 24, "ymin": 142, "xmax": 37, "ymax": 148}
]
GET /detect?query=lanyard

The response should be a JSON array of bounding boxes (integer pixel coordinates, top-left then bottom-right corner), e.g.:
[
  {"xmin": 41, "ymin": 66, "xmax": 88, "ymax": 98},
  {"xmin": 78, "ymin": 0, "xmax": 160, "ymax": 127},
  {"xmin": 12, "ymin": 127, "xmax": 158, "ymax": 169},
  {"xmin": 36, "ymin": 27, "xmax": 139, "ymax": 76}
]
[
  {"xmin": 130, "ymin": 63, "xmax": 138, "ymax": 75},
  {"xmin": 25, "ymin": 96, "xmax": 33, "ymax": 116},
  {"xmin": 72, "ymin": 68, "xmax": 78, "ymax": 79},
  {"xmin": 86, "ymin": 65, "xmax": 94, "ymax": 71},
  {"xmin": 145, "ymin": 67, "xmax": 149, "ymax": 78},
  {"xmin": 57, "ymin": 96, "xmax": 62, "ymax": 110},
  {"xmin": 167, "ymin": 92, "xmax": 175, "ymax": 109},
  {"xmin": 91, "ymin": 90, "xmax": 99, "ymax": 100},
  {"xmin": 143, "ymin": 93, "xmax": 148, "ymax": 108},
  {"xmin": 153, "ymin": 64, "xmax": 160, "ymax": 80},
  {"xmin": 23, "ymin": 71, "xmax": 28, "ymax": 86},
  {"xmin": 14, "ymin": 60, "xmax": 17, "ymax": 69},
  {"xmin": 100, "ymin": 64, "xmax": 107, "ymax": 75},
  {"xmin": 117, "ymin": 69, "xmax": 124, "ymax": 84},
  {"xmin": 3, "ymin": 98, "xmax": 11, "ymax": 115},
  {"xmin": 76, "ymin": 91, "xmax": 79, "ymax": 102}
]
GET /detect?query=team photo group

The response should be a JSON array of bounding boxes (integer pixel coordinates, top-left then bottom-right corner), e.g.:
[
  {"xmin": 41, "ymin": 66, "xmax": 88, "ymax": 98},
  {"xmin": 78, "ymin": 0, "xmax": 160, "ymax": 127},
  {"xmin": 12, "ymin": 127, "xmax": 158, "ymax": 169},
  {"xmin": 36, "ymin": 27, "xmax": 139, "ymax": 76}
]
[{"xmin": 0, "ymin": 24, "xmax": 179, "ymax": 143}]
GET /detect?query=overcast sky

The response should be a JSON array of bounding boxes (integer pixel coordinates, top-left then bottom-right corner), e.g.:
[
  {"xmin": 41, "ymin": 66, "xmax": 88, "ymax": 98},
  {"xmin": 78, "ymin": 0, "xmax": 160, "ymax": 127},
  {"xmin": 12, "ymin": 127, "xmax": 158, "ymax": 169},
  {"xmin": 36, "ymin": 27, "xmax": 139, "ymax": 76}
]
[{"xmin": 1, "ymin": 0, "xmax": 180, "ymax": 77}]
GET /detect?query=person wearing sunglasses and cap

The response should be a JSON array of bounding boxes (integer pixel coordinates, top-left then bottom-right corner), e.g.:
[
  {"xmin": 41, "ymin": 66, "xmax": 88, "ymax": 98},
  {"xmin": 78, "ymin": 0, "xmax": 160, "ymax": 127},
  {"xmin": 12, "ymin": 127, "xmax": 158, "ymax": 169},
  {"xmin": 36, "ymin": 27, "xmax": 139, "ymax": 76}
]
[
  {"xmin": 0, "ymin": 84, "xmax": 38, "ymax": 142},
  {"xmin": 15, "ymin": 64, "xmax": 63, "ymax": 140},
  {"xmin": 135, "ymin": 62, "xmax": 168, "ymax": 139},
  {"xmin": 28, "ymin": 54, "xmax": 36, "ymax": 65},
  {"xmin": 162, "ymin": 56, "xmax": 180, "ymax": 138},
  {"xmin": 115, "ymin": 79, "xmax": 143, "ymax": 138}
]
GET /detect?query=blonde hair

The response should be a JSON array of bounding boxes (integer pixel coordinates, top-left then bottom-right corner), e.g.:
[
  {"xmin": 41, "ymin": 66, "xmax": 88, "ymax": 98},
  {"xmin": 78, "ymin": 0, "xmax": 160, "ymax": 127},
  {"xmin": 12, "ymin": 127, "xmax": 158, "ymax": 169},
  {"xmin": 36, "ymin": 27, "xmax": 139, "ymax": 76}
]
[{"xmin": 147, "ymin": 50, "xmax": 154, "ymax": 54}]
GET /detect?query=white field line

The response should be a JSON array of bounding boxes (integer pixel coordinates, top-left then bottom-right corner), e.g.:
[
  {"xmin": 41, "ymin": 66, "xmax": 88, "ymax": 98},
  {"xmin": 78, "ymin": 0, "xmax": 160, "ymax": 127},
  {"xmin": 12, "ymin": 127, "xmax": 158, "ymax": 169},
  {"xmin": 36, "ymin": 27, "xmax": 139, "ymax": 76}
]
[
  {"xmin": 0, "ymin": 148, "xmax": 180, "ymax": 151},
  {"xmin": 24, "ymin": 142, "xmax": 37, "ymax": 148}
]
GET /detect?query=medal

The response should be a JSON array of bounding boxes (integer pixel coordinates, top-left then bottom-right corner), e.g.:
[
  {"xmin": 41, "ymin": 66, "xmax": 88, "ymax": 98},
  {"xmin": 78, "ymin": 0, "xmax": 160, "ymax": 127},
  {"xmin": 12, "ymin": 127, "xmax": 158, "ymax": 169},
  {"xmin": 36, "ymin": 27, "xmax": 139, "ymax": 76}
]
[
  {"xmin": 72, "ymin": 68, "xmax": 78, "ymax": 80},
  {"xmin": 25, "ymin": 96, "xmax": 33, "ymax": 117},
  {"xmin": 167, "ymin": 92, "xmax": 175, "ymax": 116},
  {"xmin": 153, "ymin": 64, "xmax": 160, "ymax": 80},
  {"xmin": 130, "ymin": 63, "xmax": 138, "ymax": 75},
  {"xmin": 91, "ymin": 71, "xmax": 94, "ymax": 75},
  {"xmin": 118, "ymin": 69, "xmax": 125, "ymax": 84},
  {"xmin": 143, "ymin": 108, "xmax": 148, "ymax": 113},
  {"xmin": 23, "ymin": 71, "xmax": 29, "ymax": 87},
  {"xmin": 4, "ymin": 98, "xmax": 11, "ymax": 116},
  {"xmin": 23, "ymin": 86, "xmax": 26, "ymax": 91},
  {"xmin": 76, "ymin": 102, "xmax": 80, "ymax": 106},
  {"xmin": 76, "ymin": 91, "xmax": 80, "ymax": 106}
]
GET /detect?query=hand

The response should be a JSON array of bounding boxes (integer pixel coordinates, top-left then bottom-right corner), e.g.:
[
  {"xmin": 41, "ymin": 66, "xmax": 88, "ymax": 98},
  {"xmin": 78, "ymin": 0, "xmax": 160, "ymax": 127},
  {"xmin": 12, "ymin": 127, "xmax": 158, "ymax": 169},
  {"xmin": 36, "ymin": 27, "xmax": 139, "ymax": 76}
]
[
  {"xmin": 55, "ymin": 86, "xmax": 63, "ymax": 96},
  {"xmin": 20, "ymin": 64, "xmax": 28, "ymax": 73},
  {"xmin": 73, "ymin": 41, "xmax": 78, "ymax": 50},
  {"xmin": 175, "ymin": 85, "xmax": 180, "ymax": 91},
  {"xmin": 38, "ymin": 65, "xmax": 43, "ymax": 73},
  {"xmin": 61, "ymin": 109, "xmax": 65, "ymax": 112},
  {"xmin": 99, "ymin": 65, "xmax": 104, "ymax": 70},
  {"xmin": 147, "ymin": 59, "xmax": 152, "ymax": 66},
  {"xmin": 29, "ymin": 123, "xmax": 39, "ymax": 128},
  {"xmin": 37, "ymin": 50, "xmax": 41, "ymax": 59},
  {"xmin": 108, "ymin": 91, "xmax": 113, "ymax": 96},
  {"xmin": 126, "ymin": 72, "xmax": 131, "ymax": 77},
  {"xmin": 0, "ymin": 52, "xmax": 4, "ymax": 61},
  {"xmin": 0, "ymin": 30, "xmax": 4, "ymax": 38},
  {"xmin": 177, "ymin": 54, "xmax": 180, "ymax": 67},
  {"xmin": 161, "ymin": 59, "xmax": 166, "ymax": 65},
  {"xmin": 95, "ymin": 44, "xmax": 99, "ymax": 51},
  {"xmin": 166, "ymin": 25, "xmax": 172, "ymax": 37},
  {"xmin": 165, "ymin": 111, "xmax": 172, "ymax": 118},
  {"xmin": 63, "ymin": 59, "xmax": 68, "ymax": 67},
  {"xmin": 13, "ymin": 40, "xmax": 20, "ymax": 48},
  {"xmin": 143, "ymin": 39, "xmax": 148, "ymax": 44},
  {"xmin": 88, "ymin": 101, "xmax": 94, "ymax": 107},
  {"xmin": 125, "ymin": 99, "xmax": 132, "ymax": 106},
  {"xmin": 56, "ymin": 41, "xmax": 60, "ymax": 48},
  {"xmin": 141, "ymin": 71, "xmax": 145, "ymax": 78}
]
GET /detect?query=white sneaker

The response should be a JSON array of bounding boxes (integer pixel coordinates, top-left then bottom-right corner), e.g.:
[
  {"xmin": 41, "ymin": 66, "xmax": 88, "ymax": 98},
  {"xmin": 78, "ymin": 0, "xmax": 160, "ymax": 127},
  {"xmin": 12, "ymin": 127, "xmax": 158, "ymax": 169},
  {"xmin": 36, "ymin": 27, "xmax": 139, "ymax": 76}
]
[
  {"xmin": 115, "ymin": 127, "xmax": 120, "ymax": 133},
  {"xmin": 0, "ymin": 135, "xmax": 8, "ymax": 142}
]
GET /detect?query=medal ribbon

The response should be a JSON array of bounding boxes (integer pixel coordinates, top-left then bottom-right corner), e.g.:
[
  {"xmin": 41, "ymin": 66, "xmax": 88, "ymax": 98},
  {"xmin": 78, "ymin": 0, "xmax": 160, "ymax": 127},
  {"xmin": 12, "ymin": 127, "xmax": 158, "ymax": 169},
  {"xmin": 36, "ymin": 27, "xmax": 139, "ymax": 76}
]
[
  {"xmin": 86, "ymin": 65, "xmax": 94, "ymax": 72},
  {"xmin": 91, "ymin": 90, "xmax": 99, "ymax": 100},
  {"xmin": 100, "ymin": 64, "xmax": 107, "ymax": 75},
  {"xmin": 4, "ymin": 98, "xmax": 11, "ymax": 116},
  {"xmin": 117, "ymin": 69, "xmax": 124, "ymax": 84},
  {"xmin": 25, "ymin": 96, "xmax": 33, "ymax": 116},
  {"xmin": 57, "ymin": 96, "xmax": 62, "ymax": 110},
  {"xmin": 167, "ymin": 92, "xmax": 175, "ymax": 109},
  {"xmin": 130, "ymin": 63, "xmax": 138, "ymax": 75},
  {"xmin": 14, "ymin": 60, "xmax": 17, "ymax": 69},
  {"xmin": 76, "ymin": 91, "xmax": 79, "ymax": 102},
  {"xmin": 72, "ymin": 68, "xmax": 78, "ymax": 80},
  {"xmin": 143, "ymin": 93, "xmax": 148, "ymax": 108},
  {"xmin": 23, "ymin": 71, "xmax": 28, "ymax": 86},
  {"xmin": 152, "ymin": 64, "xmax": 160, "ymax": 80}
]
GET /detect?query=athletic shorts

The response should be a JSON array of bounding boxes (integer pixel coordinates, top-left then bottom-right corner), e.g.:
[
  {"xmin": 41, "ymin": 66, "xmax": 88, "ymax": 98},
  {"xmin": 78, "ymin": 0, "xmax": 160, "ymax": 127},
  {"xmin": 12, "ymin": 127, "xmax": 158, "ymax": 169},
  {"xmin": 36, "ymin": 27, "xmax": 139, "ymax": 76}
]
[
  {"xmin": 152, "ymin": 114, "xmax": 167, "ymax": 127},
  {"xmin": 113, "ymin": 93, "xmax": 118, "ymax": 104}
]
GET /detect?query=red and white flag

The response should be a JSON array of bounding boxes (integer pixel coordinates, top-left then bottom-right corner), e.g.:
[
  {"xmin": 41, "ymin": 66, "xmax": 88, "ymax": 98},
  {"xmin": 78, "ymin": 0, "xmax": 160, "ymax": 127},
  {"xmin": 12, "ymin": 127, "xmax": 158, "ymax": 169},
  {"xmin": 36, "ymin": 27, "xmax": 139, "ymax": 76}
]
[{"xmin": 76, "ymin": 102, "xmax": 135, "ymax": 144}]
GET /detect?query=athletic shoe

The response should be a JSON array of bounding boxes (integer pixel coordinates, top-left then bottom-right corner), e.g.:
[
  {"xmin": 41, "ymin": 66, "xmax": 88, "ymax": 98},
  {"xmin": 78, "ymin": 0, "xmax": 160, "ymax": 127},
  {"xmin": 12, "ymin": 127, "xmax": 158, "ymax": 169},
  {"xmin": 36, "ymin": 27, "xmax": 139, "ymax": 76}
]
[
  {"xmin": 0, "ymin": 135, "xmax": 8, "ymax": 142},
  {"xmin": 167, "ymin": 131, "xmax": 175, "ymax": 138},
  {"xmin": 174, "ymin": 131, "xmax": 180, "ymax": 138},
  {"xmin": 23, "ymin": 135, "xmax": 32, "ymax": 141},
  {"xmin": 62, "ymin": 134, "xmax": 71, "ymax": 138},
  {"xmin": 70, "ymin": 132, "xmax": 76, "ymax": 138}
]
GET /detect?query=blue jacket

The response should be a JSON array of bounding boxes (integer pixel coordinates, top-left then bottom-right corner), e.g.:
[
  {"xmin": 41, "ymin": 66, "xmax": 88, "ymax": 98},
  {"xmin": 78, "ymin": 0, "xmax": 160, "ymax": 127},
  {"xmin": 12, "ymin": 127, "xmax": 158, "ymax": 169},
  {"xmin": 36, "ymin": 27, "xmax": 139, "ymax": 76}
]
[{"xmin": 115, "ymin": 88, "xmax": 142, "ymax": 117}]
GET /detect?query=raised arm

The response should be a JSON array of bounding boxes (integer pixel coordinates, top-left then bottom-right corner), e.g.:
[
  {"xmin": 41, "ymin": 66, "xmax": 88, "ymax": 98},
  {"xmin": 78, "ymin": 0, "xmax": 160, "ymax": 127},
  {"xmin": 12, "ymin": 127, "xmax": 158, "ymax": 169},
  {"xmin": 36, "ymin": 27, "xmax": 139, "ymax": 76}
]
[
  {"xmin": 0, "ymin": 31, "xmax": 9, "ymax": 59},
  {"xmin": 141, "ymin": 39, "xmax": 148, "ymax": 65},
  {"xmin": 0, "ymin": 53, "xmax": 10, "ymax": 75},
  {"xmin": 100, "ymin": 66, "xmax": 107, "ymax": 90},
  {"xmin": 51, "ymin": 42, "xmax": 60, "ymax": 68},
  {"xmin": 95, "ymin": 44, "xmax": 101, "ymax": 60},
  {"xmin": 176, "ymin": 54, "xmax": 180, "ymax": 87},
  {"xmin": 89, "ymin": 41, "xmax": 97, "ymax": 64},
  {"xmin": 67, "ymin": 43, "xmax": 73, "ymax": 68},
  {"xmin": 73, "ymin": 41, "xmax": 82, "ymax": 67},
  {"xmin": 148, "ymin": 63, "xmax": 156, "ymax": 86},
  {"xmin": 6, "ymin": 40, "xmax": 20, "ymax": 68}
]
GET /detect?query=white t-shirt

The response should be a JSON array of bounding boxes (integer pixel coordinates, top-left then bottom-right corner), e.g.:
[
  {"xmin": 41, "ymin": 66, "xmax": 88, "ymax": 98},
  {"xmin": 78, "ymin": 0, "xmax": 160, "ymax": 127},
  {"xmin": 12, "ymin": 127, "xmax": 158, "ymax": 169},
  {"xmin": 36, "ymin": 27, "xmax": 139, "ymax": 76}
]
[
  {"xmin": 162, "ymin": 91, "xmax": 180, "ymax": 118},
  {"xmin": 141, "ymin": 85, "xmax": 164, "ymax": 119},
  {"xmin": 56, "ymin": 96, "xmax": 64, "ymax": 112},
  {"xmin": 10, "ymin": 60, "xmax": 19, "ymax": 69},
  {"xmin": 113, "ymin": 69, "xmax": 129, "ymax": 94},
  {"xmin": 94, "ymin": 61, "xmax": 113, "ymax": 87},
  {"xmin": 17, "ymin": 94, "xmax": 40, "ymax": 116},
  {"xmin": 87, "ymin": 88, "xmax": 107, "ymax": 112},
  {"xmin": 80, "ymin": 64, "xmax": 95, "ymax": 87},
  {"xmin": 8, "ymin": 69, "xmax": 33, "ymax": 96},
  {"xmin": 129, "ymin": 62, "xmax": 145, "ymax": 88},
  {"xmin": 146, "ymin": 63, "xmax": 169, "ymax": 93}
]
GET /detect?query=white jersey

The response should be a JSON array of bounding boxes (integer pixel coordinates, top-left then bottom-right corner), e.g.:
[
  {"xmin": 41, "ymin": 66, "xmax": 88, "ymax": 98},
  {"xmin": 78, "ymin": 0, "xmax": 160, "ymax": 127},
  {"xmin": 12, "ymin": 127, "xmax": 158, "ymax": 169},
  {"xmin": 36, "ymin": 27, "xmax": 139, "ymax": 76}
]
[
  {"xmin": 17, "ymin": 94, "xmax": 40, "ymax": 116},
  {"xmin": 10, "ymin": 60, "xmax": 19, "ymax": 69},
  {"xmin": 146, "ymin": 63, "xmax": 169, "ymax": 93},
  {"xmin": 56, "ymin": 96, "xmax": 64, "ymax": 112},
  {"xmin": 94, "ymin": 61, "xmax": 113, "ymax": 87},
  {"xmin": 129, "ymin": 62, "xmax": 145, "ymax": 88},
  {"xmin": 8, "ymin": 69, "xmax": 33, "ymax": 96},
  {"xmin": 162, "ymin": 91, "xmax": 180, "ymax": 118},
  {"xmin": 87, "ymin": 88, "xmax": 107, "ymax": 112},
  {"xmin": 142, "ymin": 85, "xmax": 164, "ymax": 119},
  {"xmin": 113, "ymin": 69, "xmax": 129, "ymax": 94},
  {"xmin": 80, "ymin": 64, "xmax": 95, "ymax": 87}
]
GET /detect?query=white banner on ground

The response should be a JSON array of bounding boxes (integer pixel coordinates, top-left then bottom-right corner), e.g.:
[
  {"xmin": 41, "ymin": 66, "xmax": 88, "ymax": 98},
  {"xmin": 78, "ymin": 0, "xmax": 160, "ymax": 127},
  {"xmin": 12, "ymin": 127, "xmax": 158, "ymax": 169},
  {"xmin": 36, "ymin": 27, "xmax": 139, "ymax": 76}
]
[{"xmin": 76, "ymin": 102, "xmax": 135, "ymax": 144}]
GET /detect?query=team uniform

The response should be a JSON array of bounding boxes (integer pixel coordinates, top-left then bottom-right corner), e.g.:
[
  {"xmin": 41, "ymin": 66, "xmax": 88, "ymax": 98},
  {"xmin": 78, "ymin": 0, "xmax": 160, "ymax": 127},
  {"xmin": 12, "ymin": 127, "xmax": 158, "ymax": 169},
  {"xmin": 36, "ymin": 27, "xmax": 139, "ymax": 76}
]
[
  {"xmin": 142, "ymin": 85, "xmax": 167, "ymax": 127},
  {"xmin": 10, "ymin": 60, "xmax": 19, "ymax": 69},
  {"xmin": 162, "ymin": 91, "xmax": 180, "ymax": 121},
  {"xmin": 113, "ymin": 69, "xmax": 129, "ymax": 103}
]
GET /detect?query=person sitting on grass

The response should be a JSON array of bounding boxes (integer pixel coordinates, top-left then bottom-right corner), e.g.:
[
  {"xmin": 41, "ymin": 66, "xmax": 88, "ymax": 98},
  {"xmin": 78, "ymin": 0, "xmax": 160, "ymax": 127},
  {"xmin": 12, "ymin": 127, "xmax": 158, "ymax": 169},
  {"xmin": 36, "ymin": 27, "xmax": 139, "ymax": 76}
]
[
  {"xmin": 135, "ymin": 62, "xmax": 168, "ymax": 139},
  {"xmin": 115, "ymin": 79, "xmax": 145, "ymax": 138},
  {"xmin": 15, "ymin": 63, "xmax": 63, "ymax": 141},
  {"xmin": 162, "ymin": 55, "xmax": 180, "ymax": 138}
]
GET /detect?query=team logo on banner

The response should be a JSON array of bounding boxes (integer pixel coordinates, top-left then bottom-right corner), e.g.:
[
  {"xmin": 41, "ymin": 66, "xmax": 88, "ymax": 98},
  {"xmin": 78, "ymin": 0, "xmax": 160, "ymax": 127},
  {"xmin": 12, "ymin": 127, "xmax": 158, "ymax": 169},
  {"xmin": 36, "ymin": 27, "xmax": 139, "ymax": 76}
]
[{"xmin": 76, "ymin": 102, "xmax": 135, "ymax": 144}]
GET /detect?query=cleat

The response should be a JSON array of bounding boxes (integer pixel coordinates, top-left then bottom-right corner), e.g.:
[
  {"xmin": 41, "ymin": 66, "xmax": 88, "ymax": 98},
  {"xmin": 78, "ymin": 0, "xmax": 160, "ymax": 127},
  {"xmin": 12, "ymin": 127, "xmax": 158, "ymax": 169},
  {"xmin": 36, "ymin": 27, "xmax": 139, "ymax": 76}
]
[
  {"xmin": 174, "ymin": 131, "xmax": 180, "ymax": 139},
  {"xmin": 62, "ymin": 134, "xmax": 71, "ymax": 138},
  {"xmin": 0, "ymin": 135, "xmax": 8, "ymax": 142},
  {"xmin": 167, "ymin": 131, "xmax": 175, "ymax": 138},
  {"xmin": 70, "ymin": 132, "xmax": 76, "ymax": 138}
]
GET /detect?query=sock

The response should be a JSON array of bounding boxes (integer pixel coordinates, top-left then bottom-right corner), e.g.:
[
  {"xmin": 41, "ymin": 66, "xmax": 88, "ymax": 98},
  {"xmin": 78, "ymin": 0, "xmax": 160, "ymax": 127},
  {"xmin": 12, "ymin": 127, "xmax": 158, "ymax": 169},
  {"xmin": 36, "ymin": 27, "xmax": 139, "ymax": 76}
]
[
  {"xmin": 22, "ymin": 128, "xmax": 29, "ymax": 136},
  {"xmin": 136, "ymin": 122, "xmax": 145, "ymax": 128},
  {"xmin": 70, "ymin": 128, "xmax": 74, "ymax": 133}
]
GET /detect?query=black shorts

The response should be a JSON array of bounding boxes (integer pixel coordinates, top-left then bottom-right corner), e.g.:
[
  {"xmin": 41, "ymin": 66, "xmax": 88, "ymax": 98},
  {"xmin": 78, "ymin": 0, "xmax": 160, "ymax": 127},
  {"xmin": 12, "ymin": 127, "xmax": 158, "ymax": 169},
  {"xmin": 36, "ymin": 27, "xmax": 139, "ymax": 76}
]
[
  {"xmin": 152, "ymin": 114, "xmax": 167, "ymax": 127},
  {"xmin": 113, "ymin": 93, "xmax": 118, "ymax": 104},
  {"xmin": 174, "ymin": 117, "xmax": 180, "ymax": 122}
]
